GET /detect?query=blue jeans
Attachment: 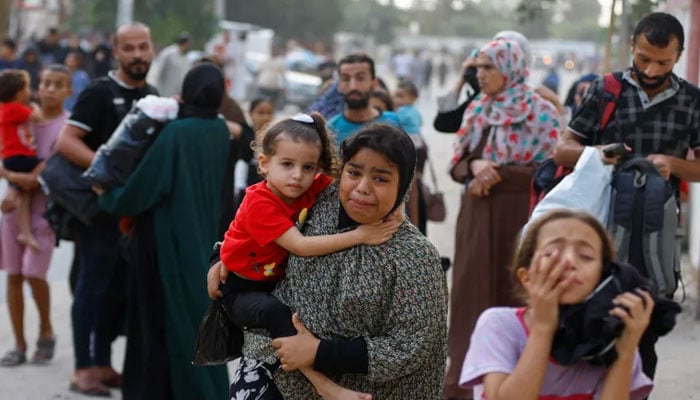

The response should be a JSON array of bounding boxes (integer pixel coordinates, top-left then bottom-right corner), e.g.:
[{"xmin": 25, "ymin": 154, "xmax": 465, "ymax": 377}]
[{"xmin": 71, "ymin": 220, "xmax": 126, "ymax": 369}]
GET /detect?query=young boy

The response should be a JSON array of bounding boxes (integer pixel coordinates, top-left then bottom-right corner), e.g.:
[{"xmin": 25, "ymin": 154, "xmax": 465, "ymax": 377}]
[
  {"xmin": 393, "ymin": 80, "xmax": 422, "ymax": 135},
  {"xmin": 0, "ymin": 69, "xmax": 44, "ymax": 250},
  {"xmin": 1, "ymin": 65, "xmax": 72, "ymax": 366}
]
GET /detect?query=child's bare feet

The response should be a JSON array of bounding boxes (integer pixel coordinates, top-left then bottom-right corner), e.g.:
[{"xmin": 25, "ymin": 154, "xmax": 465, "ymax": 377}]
[
  {"xmin": 319, "ymin": 386, "xmax": 372, "ymax": 400},
  {"xmin": 17, "ymin": 233, "xmax": 40, "ymax": 252}
]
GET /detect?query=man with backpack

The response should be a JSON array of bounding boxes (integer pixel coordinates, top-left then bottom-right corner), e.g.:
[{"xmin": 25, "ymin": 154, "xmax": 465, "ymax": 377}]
[
  {"xmin": 552, "ymin": 12, "xmax": 700, "ymax": 385},
  {"xmin": 54, "ymin": 22, "xmax": 157, "ymax": 396}
]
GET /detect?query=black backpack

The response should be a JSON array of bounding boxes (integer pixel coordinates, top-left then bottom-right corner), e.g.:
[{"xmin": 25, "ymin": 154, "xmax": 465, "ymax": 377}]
[{"xmin": 607, "ymin": 158, "xmax": 680, "ymax": 297}]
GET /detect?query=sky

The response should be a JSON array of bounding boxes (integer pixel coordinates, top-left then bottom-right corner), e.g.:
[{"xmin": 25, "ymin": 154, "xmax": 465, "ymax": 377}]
[{"xmin": 390, "ymin": 0, "xmax": 617, "ymax": 26}]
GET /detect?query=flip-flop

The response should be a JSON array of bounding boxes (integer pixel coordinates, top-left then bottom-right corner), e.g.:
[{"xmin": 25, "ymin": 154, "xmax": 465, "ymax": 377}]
[
  {"xmin": 0, "ymin": 348, "xmax": 26, "ymax": 367},
  {"xmin": 69, "ymin": 381, "xmax": 112, "ymax": 398},
  {"xmin": 32, "ymin": 336, "xmax": 56, "ymax": 364}
]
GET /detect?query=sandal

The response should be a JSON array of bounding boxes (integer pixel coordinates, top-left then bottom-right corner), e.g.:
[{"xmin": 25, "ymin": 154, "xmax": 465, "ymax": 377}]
[
  {"xmin": 32, "ymin": 336, "xmax": 56, "ymax": 364},
  {"xmin": 100, "ymin": 372, "xmax": 122, "ymax": 388},
  {"xmin": 0, "ymin": 348, "xmax": 26, "ymax": 367},
  {"xmin": 69, "ymin": 381, "xmax": 111, "ymax": 398}
]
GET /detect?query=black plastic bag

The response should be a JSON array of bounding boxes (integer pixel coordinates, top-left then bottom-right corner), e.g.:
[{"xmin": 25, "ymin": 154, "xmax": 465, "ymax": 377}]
[
  {"xmin": 83, "ymin": 106, "xmax": 164, "ymax": 189},
  {"xmin": 39, "ymin": 153, "xmax": 100, "ymax": 225},
  {"xmin": 193, "ymin": 299, "xmax": 243, "ymax": 366}
]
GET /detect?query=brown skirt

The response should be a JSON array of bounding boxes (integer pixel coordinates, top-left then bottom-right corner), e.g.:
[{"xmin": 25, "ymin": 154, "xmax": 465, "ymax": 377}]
[{"xmin": 443, "ymin": 165, "xmax": 533, "ymax": 399}]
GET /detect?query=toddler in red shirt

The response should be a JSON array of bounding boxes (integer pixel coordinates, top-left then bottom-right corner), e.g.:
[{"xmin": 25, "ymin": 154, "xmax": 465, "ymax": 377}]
[
  {"xmin": 0, "ymin": 69, "xmax": 44, "ymax": 251},
  {"xmin": 219, "ymin": 112, "xmax": 399, "ymax": 400}
]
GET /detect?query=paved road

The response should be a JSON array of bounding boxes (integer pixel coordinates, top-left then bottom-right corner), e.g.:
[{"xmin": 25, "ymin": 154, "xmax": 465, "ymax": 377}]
[{"xmin": 0, "ymin": 66, "xmax": 698, "ymax": 399}]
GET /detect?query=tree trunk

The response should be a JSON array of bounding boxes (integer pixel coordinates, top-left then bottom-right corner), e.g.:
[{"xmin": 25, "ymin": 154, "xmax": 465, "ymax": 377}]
[
  {"xmin": 0, "ymin": 0, "xmax": 11, "ymax": 38},
  {"xmin": 603, "ymin": 0, "xmax": 618, "ymax": 73},
  {"xmin": 617, "ymin": 0, "xmax": 630, "ymax": 70}
]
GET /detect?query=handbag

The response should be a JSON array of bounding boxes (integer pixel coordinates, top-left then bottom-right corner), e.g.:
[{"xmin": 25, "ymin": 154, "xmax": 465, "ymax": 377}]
[
  {"xmin": 192, "ymin": 299, "xmax": 243, "ymax": 366},
  {"xmin": 38, "ymin": 153, "xmax": 100, "ymax": 226},
  {"xmin": 424, "ymin": 157, "xmax": 446, "ymax": 222}
]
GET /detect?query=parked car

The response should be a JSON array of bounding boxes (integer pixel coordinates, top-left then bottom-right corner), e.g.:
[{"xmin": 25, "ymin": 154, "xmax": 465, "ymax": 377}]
[{"xmin": 283, "ymin": 69, "xmax": 322, "ymax": 109}]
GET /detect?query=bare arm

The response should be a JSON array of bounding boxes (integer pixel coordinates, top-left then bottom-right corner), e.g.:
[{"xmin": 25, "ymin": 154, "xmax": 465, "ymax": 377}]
[
  {"xmin": 535, "ymin": 85, "xmax": 564, "ymax": 115},
  {"xmin": 484, "ymin": 250, "xmax": 575, "ymax": 400},
  {"xmin": 552, "ymin": 129, "xmax": 586, "ymax": 168},
  {"xmin": 665, "ymin": 149, "xmax": 700, "ymax": 182},
  {"xmin": 226, "ymin": 120, "xmax": 242, "ymax": 140},
  {"xmin": 55, "ymin": 124, "xmax": 95, "ymax": 169},
  {"xmin": 274, "ymin": 218, "xmax": 399, "ymax": 258},
  {"xmin": 28, "ymin": 104, "xmax": 44, "ymax": 123}
]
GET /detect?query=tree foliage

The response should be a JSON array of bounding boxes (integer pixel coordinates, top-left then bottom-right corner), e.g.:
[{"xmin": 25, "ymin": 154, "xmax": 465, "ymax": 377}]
[
  {"xmin": 0, "ymin": 0, "xmax": 11, "ymax": 38},
  {"xmin": 339, "ymin": 0, "xmax": 402, "ymax": 44},
  {"xmin": 66, "ymin": 0, "xmax": 217, "ymax": 48},
  {"xmin": 224, "ymin": 0, "xmax": 344, "ymax": 44}
]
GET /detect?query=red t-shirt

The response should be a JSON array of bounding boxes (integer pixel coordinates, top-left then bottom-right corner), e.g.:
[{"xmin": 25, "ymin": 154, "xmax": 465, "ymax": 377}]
[
  {"xmin": 220, "ymin": 174, "xmax": 333, "ymax": 281},
  {"xmin": 0, "ymin": 102, "xmax": 36, "ymax": 159}
]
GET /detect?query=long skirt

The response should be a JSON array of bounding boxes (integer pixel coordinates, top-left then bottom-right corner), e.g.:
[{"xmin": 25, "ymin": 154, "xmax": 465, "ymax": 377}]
[{"xmin": 442, "ymin": 165, "xmax": 533, "ymax": 399}]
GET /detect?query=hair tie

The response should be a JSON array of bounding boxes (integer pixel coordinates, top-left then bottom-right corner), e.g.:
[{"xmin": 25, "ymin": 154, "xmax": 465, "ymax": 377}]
[{"xmin": 291, "ymin": 113, "xmax": 314, "ymax": 124}]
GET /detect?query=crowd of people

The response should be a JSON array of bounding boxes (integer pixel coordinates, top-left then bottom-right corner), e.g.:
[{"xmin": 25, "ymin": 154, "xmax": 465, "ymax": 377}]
[{"xmin": 0, "ymin": 10, "xmax": 697, "ymax": 400}]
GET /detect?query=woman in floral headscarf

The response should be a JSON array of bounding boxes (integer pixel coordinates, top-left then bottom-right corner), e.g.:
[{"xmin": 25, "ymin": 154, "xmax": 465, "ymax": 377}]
[{"xmin": 443, "ymin": 39, "xmax": 560, "ymax": 400}]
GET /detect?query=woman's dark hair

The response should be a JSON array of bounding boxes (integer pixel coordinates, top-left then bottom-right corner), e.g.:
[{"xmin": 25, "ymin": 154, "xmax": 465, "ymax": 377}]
[
  {"xmin": 370, "ymin": 90, "xmax": 394, "ymax": 112},
  {"xmin": 0, "ymin": 69, "xmax": 29, "ymax": 102},
  {"xmin": 249, "ymin": 97, "xmax": 275, "ymax": 114},
  {"xmin": 254, "ymin": 112, "xmax": 337, "ymax": 176},
  {"xmin": 633, "ymin": 12, "xmax": 685, "ymax": 52},
  {"xmin": 512, "ymin": 209, "xmax": 615, "ymax": 301},
  {"xmin": 339, "ymin": 124, "xmax": 416, "ymax": 215}
]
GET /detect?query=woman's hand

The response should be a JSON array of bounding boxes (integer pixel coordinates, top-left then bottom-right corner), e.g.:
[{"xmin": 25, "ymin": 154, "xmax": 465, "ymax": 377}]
[
  {"xmin": 523, "ymin": 250, "xmax": 575, "ymax": 335},
  {"xmin": 610, "ymin": 289, "xmax": 654, "ymax": 356},
  {"xmin": 470, "ymin": 159, "xmax": 500, "ymax": 179},
  {"xmin": 91, "ymin": 185, "xmax": 105, "ymax": 195},
  {"xmin": 271, "ymin": 313, "xmax": 320, "ymax": 371},
  {"xmin": 467, "ymin": 160, "xmax": 501, "ymax": 198},
  {"xmin": 206, "ymin": 261, "xmax": 226, "ymax": 299}
]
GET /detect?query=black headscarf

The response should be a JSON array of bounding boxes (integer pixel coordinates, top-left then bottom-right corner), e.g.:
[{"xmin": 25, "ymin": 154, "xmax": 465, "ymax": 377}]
[{"xmin": 179, "ymin": 62, "xmax": 224, "ymax": 119}]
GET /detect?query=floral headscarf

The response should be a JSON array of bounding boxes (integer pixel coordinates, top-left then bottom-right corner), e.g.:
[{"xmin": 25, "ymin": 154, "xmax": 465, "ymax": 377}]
[{"xmin": 452, "ymin": 39, "xmax": 560, "ymax": 166}]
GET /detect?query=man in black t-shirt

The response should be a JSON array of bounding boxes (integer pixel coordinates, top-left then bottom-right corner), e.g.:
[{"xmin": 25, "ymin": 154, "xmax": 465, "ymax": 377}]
[{"xmin": 55, "ymin": 22, "xmax": 156, "ymax": 396}]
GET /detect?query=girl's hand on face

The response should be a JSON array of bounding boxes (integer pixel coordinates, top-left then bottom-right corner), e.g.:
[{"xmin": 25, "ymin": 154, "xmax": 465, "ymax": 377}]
[
  {"xmin": 271, "ymin": 313, "xmax": 320, "ymax": 371},
  {"xmin": 610, "ymin": 289, "xmax": 654, "ymax": 356},
  {"xmin": 524, "ymin": 250, "xmax": 575, "ymax": 334}
]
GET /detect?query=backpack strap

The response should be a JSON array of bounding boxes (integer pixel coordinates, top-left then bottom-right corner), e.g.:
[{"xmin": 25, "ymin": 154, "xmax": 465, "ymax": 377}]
[
  {"xmin": 644, "ymin": 232, "xmax": 668, "ymax": 294},
  {"xmin": 599, "ymin": 72, "xmax": 622, "ymax": 132}
]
